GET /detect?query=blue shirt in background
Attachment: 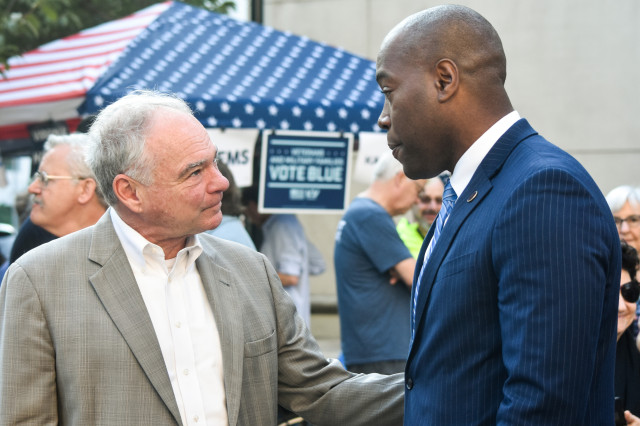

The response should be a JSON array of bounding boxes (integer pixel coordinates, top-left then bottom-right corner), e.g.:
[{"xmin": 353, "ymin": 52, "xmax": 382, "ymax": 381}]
[{"xmin": 334, "ymin": 197, "xmax": 412, "ymax": 366}]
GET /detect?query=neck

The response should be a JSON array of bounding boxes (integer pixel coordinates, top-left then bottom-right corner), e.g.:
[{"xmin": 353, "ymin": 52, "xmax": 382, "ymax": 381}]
[
  {"xmin": 360, "ymin": 186, "xmax": 393, "ymax": 215},
  {"xmin": 43, "ymin": 203, "xmax": 107, "ymax": 237}
]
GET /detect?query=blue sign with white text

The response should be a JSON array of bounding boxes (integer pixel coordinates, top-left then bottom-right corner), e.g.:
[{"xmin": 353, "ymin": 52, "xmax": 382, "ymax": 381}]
[{"xmin": 259, "ymin": 132, "xmax": 352, "ymax": 213}]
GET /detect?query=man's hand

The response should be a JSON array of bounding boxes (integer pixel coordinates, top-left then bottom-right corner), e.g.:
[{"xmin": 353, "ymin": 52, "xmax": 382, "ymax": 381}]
[
  {"xmin": 278, "ymin": 273, "xmax": 299, "ymax": 286},
  {"xmin": 625, "ymin": 410, "xmax": 640, "ymax": 426}
]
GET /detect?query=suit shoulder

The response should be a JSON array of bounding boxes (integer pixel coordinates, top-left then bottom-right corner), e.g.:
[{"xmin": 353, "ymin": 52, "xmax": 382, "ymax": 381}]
[
  {"xmin": 199, "ymin": 233, "xmax": 261, "ymax": 261},
  {"xmin": 14, "ymin": 225, "xmax": 93, "ymax": 266}
]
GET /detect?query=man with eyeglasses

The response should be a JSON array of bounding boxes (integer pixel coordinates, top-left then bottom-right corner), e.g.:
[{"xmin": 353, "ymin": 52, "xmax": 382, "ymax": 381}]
[
  {"xmin": 396, "ymin": 176, "xmax": 445, "ymax": 258},
  {"xmin": 9, "ymin": 133, "xmax": 107, "ymax": 263},
  {"xmin": 334, "ymin": 150, "xmax": 424, "ymax": 374}
]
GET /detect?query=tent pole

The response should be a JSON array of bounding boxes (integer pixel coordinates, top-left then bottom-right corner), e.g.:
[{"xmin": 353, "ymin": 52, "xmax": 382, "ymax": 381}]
[{"xmin": 251, "ymin": 0, "xmax": 263, "ymax": 24}]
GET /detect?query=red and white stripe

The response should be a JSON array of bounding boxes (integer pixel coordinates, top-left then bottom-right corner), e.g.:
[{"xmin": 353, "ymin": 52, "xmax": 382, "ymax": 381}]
[{"xmin": 0, "ymin": 1, "xmax": 170, "ymax": 132}]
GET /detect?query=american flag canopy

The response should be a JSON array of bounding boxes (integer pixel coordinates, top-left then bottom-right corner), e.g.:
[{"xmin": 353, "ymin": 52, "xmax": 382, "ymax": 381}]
[
  {"xmin": 80, "ymin": 1, "xmax": 385, "ymax": 134},
  {"xmin": 0, "ymin": 2, "xmax": 171, "ymax": 143}
]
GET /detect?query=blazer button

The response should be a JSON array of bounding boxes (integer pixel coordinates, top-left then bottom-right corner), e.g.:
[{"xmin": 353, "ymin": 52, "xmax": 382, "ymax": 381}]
[{"xmin": 406, "ymin": 378, "xmax": 414, "ymax": 390}]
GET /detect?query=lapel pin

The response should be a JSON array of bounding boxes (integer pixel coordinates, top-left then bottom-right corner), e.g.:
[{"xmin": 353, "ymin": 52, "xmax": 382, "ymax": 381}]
[{"xmin": 467, "ymin": 191, "xmax": 478, "ymax": 202}]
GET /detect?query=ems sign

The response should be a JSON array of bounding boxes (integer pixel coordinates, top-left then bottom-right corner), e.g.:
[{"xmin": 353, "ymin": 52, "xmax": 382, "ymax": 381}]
[{"xmin": 259, "ymin": 131, "xmax": 353, "ymax": 214}]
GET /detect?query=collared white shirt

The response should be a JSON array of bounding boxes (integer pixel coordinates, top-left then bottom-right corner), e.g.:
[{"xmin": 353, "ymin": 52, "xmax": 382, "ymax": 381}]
[
  {"xmin": 449, "ymin": 111, "xmax": 521, "ymax": 197},
  {"xmin": 110, "ymin": 209, "xmax": 228, "ymax": 426},
  {"xmin": 423, "ymin": 111, "xmax": 521, "ymax": 264}
]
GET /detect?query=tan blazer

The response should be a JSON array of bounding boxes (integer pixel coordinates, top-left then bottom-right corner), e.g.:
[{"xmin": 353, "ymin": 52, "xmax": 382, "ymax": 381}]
[{"xmin": 0, "ymin": 212, "xmax": 403, "ymax": 425}]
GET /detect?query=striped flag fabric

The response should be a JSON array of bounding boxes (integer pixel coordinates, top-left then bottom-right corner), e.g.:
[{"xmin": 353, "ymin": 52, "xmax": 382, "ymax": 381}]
[{"xmin": 0, "ymin": 2, "xmax": 170, "ymax": 141}]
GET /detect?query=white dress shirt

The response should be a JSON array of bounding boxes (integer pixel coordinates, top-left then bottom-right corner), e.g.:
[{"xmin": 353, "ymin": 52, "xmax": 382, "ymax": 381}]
[
  {"xmin": 110, "ymin": 209, "xmax": 228, "ymax": 426},
  {"xmin": 423, "ymin": 111, "xmax": 521, "ymax": 264},
  {"xmin": 449, "ymin": 111, "xmax": 521, "ymax": 197}
]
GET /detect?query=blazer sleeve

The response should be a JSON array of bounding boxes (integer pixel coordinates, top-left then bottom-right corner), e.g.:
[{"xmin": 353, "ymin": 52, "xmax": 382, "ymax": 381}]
[
  {"xmin": 493, "ymin": 168, "xmax": 618, "ymax": 423},
  {"xmin": 0, "ymin": 264, "xmax": 58, "ymax": 425},
  {"xmin": 261, "ymin": 256, "xmax": 405, "ymax": 425}
]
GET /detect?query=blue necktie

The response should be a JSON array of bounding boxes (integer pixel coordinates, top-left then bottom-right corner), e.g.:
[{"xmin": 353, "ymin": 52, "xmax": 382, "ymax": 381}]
[{"xmin": 412, "ymin": 181, "xmax": 457, "ymax": 338}]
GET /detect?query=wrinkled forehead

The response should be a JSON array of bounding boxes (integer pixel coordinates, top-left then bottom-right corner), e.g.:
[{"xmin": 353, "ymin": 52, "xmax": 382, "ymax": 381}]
[{"xmin": 40, "ymin": 144, "xmax": 72, "ymax": 169}]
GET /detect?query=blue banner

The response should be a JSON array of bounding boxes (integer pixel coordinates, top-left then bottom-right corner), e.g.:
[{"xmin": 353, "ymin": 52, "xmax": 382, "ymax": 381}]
[{"xmin": 259, "ymin": 131, "xmax": 353, "ymax": 213}]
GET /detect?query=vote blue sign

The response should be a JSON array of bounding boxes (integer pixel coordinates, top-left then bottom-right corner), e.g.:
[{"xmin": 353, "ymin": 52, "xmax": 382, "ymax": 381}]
[{"xmin": 259, "ymin": 131, "xmax": 353, "ymax": 213}]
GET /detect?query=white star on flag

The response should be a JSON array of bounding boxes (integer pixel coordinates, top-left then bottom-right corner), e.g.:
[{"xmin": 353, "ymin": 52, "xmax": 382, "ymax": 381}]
[{"xmin": 221, "ymin": 102, "xmax": 230, "ymax": 113}]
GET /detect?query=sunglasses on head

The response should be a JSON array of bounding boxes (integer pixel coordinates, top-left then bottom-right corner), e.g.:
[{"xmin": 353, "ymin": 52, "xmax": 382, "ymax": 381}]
[{"xmin": 621, "ymin": 281, "xmax": 640, "ymax": 304}]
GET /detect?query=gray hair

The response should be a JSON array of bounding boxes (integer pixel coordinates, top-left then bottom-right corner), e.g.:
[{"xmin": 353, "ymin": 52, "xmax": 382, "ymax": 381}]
[
  {"xmin": 606, "ymin": 185, "xmax": 640, "ymax": 213},
  {"xmin": 44, "ymin": 133, "xmax": 106, "ymax": 206},
  {"xmin": 87, "ymin": 90, "xmax": 193, "ymax": 206},
  {"xmin": 372, "ymin": 151, "xmax": 404, "ymax": 182}
]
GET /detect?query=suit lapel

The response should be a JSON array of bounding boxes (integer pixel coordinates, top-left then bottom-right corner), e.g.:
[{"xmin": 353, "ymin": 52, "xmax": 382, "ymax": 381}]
[
  {"xmin": 87, "ymin": 213, "xmax": 183, "ymax": 425},
  {"xmin": 196, "ymin": 248, "xmax": 243, "ymax": 426},
  {"xmin": 411, "ymin": 175, "xmax": 492, "ymax": 343},
  {"xmin": 411, "ymin": 119, "xmax": 538, "ymax": 348}
]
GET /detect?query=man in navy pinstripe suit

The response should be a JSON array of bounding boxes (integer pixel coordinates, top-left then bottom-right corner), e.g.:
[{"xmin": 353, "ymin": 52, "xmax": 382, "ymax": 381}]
[{"xmin": 376, "ymin": 5, "xmax": 620, "ymax": 425}]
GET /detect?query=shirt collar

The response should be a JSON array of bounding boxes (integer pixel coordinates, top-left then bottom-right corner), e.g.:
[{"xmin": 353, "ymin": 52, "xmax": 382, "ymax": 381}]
[
  {"xmin": 449, "ymin": 111, "xmax": 520, "ymax": 198},
  {"xmin": 109, "ymin": 208, "xmax": 203, "ymax": 273}
]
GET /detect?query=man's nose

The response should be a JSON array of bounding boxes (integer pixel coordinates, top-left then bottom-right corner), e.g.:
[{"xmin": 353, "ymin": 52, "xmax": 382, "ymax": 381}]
[
  {"xmin": 207, "ymin": 166, "xmax": 229, "ymax": 193},
  {"xmin": 27, "ymin": 179, "xmax": 41, "ymax": 194},
  {"xmin": 377, "ymin": 102, "xmax": 390, "ymax": 130}
]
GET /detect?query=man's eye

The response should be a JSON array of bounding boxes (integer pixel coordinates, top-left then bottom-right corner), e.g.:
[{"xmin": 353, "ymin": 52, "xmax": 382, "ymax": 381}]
[
  {"xmin": 631, "ymin": 216, "xmax": 640, "ymax": 223},
  {"xmin": 191, "ymin": 169, "xmax": 202, "ymax": 177}
]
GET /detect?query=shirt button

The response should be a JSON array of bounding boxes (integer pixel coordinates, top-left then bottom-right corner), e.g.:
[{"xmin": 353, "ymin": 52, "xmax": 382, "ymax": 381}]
[
  {"xmin": 193, "ymin": 415, "xmax": 199, "ymax": 422},
  {"xmin": 183, "ymin": 369, "xmax": 189, "ymax": 376},
  {"xmin": 406, "ymin": 378, "xmax": 414, "ymax": 390},
  {"xmin": 175, "ymin": 321, "xmax": 182, "ymax": 328}
]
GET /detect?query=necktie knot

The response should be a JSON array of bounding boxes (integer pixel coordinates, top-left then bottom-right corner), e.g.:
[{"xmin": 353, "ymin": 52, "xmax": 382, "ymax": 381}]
[{"xmin": 442, "ymin": 181, "xmax": 457, "ymax": 204}]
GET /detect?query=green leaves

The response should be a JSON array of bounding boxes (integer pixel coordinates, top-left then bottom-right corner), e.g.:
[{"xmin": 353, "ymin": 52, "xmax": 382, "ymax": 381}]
[{"xmin": 0, "ymin": 0, "xmax": 236, "ymax": 73}]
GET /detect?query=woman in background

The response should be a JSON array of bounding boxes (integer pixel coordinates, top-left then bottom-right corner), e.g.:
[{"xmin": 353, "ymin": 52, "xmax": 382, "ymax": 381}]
[{"xmin": 616, "ymin": 241, "xmax": 640, "ymax": 424}]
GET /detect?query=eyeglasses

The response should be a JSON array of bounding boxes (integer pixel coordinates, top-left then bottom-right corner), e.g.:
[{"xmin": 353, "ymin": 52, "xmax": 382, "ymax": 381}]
[
  {"xmin": 31, "ymin": 171, "xmax": 85, "ymax": 187},
  {"xmin": 621, "ymin": 281, "xmax": 640, "ymax": 303},
  {"xmin": 418, "ymin": 193, "xmax": 443, "ymax": 204},
  {"xmin": 614, "ymin": 215, "xmax": 640, "ymax": 229}
]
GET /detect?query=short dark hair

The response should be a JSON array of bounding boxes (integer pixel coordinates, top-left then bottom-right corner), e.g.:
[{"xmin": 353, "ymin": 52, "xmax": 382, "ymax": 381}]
[
  {"xmin": 241, "ymin": 185, "xmax": 259, "ymax": 205},
  {"xmin": 217, "ymin": 160, "xmax": 243, "ymax": 217}
]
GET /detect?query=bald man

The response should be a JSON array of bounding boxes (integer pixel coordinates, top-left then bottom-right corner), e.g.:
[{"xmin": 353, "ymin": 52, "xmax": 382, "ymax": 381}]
[{"xmin": 376, "ymin": 5, "xmax": 619, "ymax": 424}]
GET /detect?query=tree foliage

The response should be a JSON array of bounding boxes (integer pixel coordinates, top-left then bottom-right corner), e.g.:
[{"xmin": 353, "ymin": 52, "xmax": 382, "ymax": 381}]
[{"xmin": 0, "ymin": 0, "xmax": 236, "ymax": 70}]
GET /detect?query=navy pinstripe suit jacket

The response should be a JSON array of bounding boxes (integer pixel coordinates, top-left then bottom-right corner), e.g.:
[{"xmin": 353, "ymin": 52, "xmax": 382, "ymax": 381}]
[{"xmin": 405, "ymin": 119, "xmax": 620, "ymax": 425}]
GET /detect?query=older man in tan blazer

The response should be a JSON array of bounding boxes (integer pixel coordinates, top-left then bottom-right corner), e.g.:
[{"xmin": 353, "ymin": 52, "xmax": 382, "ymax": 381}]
[{"xmin": 0, "ymin": 90, "xmax": 403, "ymax": 426}]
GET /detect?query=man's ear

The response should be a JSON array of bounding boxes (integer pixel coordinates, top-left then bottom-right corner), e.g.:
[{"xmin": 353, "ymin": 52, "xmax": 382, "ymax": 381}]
[
  {"xmin": 113, "ymin": 174, "xmax": 143, "ymax": 213},
  {"xmin": 434, "ymin": 59, "xmax": 459, "ymax": 103},
  {"xmin": 77, "ymin": 178, "xmax": 98, "ymax": 204}
]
